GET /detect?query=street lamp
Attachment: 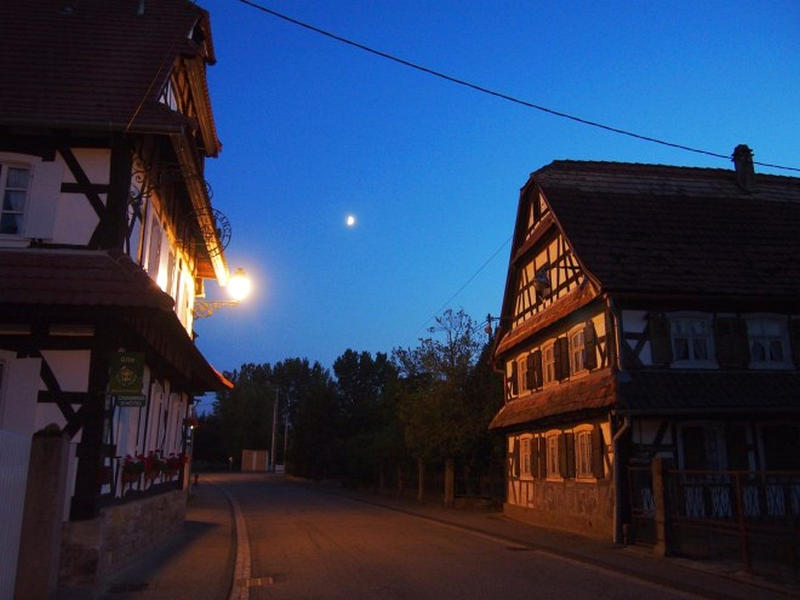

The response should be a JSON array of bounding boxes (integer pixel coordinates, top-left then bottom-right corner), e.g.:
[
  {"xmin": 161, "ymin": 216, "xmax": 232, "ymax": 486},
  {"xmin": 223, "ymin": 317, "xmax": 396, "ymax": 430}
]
[{"xmin": 193, "ymin": 267, "xmax": 252, "ymax": 319}]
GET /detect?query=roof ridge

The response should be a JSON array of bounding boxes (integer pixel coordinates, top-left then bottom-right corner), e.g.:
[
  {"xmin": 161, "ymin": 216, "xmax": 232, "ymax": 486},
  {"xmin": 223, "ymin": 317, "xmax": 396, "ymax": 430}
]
[{"xmin": 535, "ymin": 159, "xmax": 800, "ymax": 182}]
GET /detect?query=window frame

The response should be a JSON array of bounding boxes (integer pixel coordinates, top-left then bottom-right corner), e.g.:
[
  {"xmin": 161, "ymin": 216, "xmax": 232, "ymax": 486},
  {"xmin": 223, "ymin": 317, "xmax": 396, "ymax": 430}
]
[
  {"xmin": 0, "ymin": 161, "xmax": 32, "ymax": 236},
  {"xmin": 545, "ymin": 430, "xmax": 562, "ymax": 480},
  {"xmin": 542, "ymin": 342, "xmax": 556, "ymax": 386},
  {"xmin": 568, "ymin": 325, "xmax": 587, "ymax": 376},
  {"xmin": 669, "ymin": 313, "xmax": 716, "ymax": 368},
  {"xmin": 520, "ymin": 434, "xmax": 533, "ymax": 479},
  {"xmin": 573, "ymin": 425, "xmax": 595, "ymax": 479},
  {"xmin": 746, "ymin": 315, "xmax": 792, "ymax": 370}
]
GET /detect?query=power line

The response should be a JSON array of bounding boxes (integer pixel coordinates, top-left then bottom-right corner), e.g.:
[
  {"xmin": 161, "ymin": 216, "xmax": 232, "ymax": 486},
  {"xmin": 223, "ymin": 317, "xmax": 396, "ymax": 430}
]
[
  {"xmin": 235, "ymin": 0, "xmax": 800, "ymax": 174},
  {"xmin": 416, "ymin": 235, "xmax": 512, "ymax": 336}
]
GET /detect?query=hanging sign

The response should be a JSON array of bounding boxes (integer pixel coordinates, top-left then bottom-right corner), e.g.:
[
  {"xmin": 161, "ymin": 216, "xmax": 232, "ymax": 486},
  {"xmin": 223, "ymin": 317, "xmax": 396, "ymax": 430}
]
[{"xmin": 109, "ymin": 352, "xmax": 145, "ymax": 395}]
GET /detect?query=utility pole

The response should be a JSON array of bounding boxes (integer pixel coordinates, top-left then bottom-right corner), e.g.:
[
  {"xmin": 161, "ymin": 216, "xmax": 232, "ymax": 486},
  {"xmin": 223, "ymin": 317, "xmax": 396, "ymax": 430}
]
[
  {"xmin": 270, "ymin": 388, "xmax": 278, "ymax": 472},
  {"xmin": 282, "ymin": 393, "xmax": 289, "ymax": 471}
]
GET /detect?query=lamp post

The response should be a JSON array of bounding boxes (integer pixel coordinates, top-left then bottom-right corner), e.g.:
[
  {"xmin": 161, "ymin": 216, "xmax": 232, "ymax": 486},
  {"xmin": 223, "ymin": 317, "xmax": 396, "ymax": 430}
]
[{"xmin": 193, "ymin": 267, "xmax": 252, "ymax": 319}]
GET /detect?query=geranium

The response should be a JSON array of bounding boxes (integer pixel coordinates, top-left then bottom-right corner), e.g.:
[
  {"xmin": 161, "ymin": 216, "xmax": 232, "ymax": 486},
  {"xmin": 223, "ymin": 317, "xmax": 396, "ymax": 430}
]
[
  {"xmin": 122, "ymin": 454, "xmax": 144, "ymax": 476},
  {"xmin": 166, "ymin": 452, "xmax": 187, "ymax": 470}
]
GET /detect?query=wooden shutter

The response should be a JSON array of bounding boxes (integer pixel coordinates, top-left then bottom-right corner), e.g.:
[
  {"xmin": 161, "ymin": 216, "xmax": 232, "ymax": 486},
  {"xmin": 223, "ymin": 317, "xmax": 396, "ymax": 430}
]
[
  {"xmin": 564, "ymin": 432, "xmax": 576, "ymax": 478},
  {"xmin": 584, "ymin": 320, "xmax": 598, "ymax": 370},
  {"xmin": 511, "ymin": 436, "xmax": 520, "ymax": 478},
  {"xmin": 554, "ymin": 337, "xmax": 570, "ymax": 380},
  {"xmin": 26, "ymin": 160, "xmax": 63, "ymax": 240},
  {"xmin": 530, "ymin": 437, "xmax": 539, "ymax": 478},
  {"xmin": 527, "ymin": 350, "xmax": 543, "ymax": 390},
  {"xmin": 648, "ymin": 313, "xmax": 673, "ymax": 365},
  {"xmin": 591, "ymin": 425, "xmax": 605, "ymax": 478},
  {"xmin": 682, "ymin": 426, "xmax": 706, "ymax": 470},
  {"xmin": 725, "ymin": 424, "xmax": 748, "ymax": 471},
  {"xmin": 558, "ymin": 433, "xmax": 568, "ymax": 477},
  {"xmin": 789, "ymin": 319, "xmax": 800, "ymax": 368},
  {"xmin": 714, "ymin": 317, "xmax": 750, "ymax": 368},
  {"xmin": 538, "ymin": 436, "xmax": 547, "ymax": 478},
  {"xmin": 509, "ymin": 361, "xmax": 519, "ymax": 396}
]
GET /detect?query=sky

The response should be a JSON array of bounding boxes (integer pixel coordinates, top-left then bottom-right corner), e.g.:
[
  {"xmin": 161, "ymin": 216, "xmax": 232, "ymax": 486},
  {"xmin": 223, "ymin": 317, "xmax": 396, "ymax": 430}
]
[{"xmin": 192, "ymin": 0, "xmax": 800, "ymax": 383}]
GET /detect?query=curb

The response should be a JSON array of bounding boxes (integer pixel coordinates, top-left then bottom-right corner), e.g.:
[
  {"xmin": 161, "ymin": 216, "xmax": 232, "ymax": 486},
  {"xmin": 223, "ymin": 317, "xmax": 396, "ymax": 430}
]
[{"xmin": 210, "ymin": 482, "xmax": 251, "ymax": 600}]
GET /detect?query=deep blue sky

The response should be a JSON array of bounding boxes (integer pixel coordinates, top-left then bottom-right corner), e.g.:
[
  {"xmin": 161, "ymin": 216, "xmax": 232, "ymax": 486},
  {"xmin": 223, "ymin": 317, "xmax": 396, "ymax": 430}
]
[{"xmin": 193, "ymin": 0, "xmax": 800, "ymax": 378}]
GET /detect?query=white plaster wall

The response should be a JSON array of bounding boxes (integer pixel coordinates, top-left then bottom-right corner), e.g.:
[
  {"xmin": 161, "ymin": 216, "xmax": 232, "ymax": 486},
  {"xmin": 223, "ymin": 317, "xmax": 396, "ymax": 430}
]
[
  {"xmin": 51, "ymin": 148, "xmax": 109, "ymax": 245},
  {"xmin": 622, "ymin": 309, "xmax": 652, "ymax": 365}
]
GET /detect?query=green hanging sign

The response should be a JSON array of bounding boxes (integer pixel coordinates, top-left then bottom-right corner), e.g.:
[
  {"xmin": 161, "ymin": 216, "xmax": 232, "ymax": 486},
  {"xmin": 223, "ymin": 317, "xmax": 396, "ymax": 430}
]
[{"xmin": 109, "ymin": 352, "xmax": 145, "ymax": 395}]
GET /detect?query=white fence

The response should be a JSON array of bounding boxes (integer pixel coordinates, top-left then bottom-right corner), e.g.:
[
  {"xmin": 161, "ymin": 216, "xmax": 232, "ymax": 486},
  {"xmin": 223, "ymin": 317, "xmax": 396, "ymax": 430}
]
[{"xmin": 0, "ymin": 429, "xmax": 31, "ymax": 600}]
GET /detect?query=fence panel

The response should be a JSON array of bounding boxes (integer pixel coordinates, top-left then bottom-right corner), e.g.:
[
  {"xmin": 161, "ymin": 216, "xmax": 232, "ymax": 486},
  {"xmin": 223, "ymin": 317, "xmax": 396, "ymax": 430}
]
[{"xmin": 666, "ymin": 469, "xmax": 800, "ymax": 579}]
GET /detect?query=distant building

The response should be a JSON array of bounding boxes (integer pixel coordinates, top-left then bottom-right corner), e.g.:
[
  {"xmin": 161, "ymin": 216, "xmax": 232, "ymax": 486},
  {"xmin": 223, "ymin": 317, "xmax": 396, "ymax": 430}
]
[
  {"xmin": 0, "ymin": 0, "xmax": 233, "ymax": 595},
  {"xmin": 490, "ymin": 149, "xmax": 800, "ymax": 549}
]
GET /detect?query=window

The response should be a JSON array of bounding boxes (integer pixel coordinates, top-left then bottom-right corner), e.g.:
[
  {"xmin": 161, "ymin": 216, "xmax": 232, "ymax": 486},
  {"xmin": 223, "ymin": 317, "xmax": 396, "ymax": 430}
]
[
  {"xmin": 542, "ymin": 344, "xmax": 555, "ymax": 385},
  {"xmin": 517, "ymin": 356, "xmax": 527, "ymax": 394},
  {"xmin": 747, "ymin": 317, "xmax": 790, "ymax": 368},
  {"xmin": 546, "ymin": 433, "xmax": 560, "ymax": 478},
  {"xmin": 671, "ymin": 317, "xmax": 713, "ymax": 365},
  {"xmin": 0, "ymin": 164, "xmax": 30, "ymax": 234},
  {"xmin": 569, "ymin": 328, "xmax": 585, "ymax": 374},
  {"xmin": 575, "ymin": 429, "xmax": 593, "ymax": 478},
  {"xmin": 520, "ymin": 437, "xmax": 532, "ymax": 477}
]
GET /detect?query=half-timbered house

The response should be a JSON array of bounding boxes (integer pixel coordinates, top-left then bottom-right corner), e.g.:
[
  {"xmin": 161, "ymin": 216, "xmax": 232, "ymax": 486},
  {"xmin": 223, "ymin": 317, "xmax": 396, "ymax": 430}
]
[
  {"xmin": 0, "ymin": 0, "xmax": 235, "ymax": 594},
  {"xmin": 490, "ymin": 148, "xmax": 800, "ymax": 546}
]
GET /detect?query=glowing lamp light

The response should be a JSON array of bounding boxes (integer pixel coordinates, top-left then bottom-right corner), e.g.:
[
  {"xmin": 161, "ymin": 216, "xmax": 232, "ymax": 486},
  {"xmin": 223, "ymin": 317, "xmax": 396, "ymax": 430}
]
[{"xmin": 227, "ymin": 267, "xmax": 252, "ymax": 302}]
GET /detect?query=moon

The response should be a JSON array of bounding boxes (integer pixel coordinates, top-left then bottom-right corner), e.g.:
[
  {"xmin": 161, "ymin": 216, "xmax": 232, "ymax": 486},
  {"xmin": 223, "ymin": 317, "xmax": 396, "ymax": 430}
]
[{"xmin": 345, "ymin": 214, "xmax": 356, "ymax": 227}]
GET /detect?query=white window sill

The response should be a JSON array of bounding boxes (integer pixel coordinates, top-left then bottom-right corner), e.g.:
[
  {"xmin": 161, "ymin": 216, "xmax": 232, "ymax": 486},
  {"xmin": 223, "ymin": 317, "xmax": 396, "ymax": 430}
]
[
  {"xmin": 670, "ymin": 360, "xmax": 718, "ymax": 369},
  {"xmin": 545, "ymin": 475, "xmax": 564, "ymax": 482},
  {"xmin": 576, "ymin": 475, "xmax": 598, "ymax": 483},
  {"xmin": 748, "ymin": 361, "xmax": 793, "ymax": 370}
]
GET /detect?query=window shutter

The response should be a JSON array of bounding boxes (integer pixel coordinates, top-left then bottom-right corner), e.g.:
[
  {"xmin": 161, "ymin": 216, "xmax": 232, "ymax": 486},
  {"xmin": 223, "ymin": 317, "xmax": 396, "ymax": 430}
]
[
  {"xmin": 714, "ymin": 317, "xmax": 750, "ymax": 368},
  {"xmin": 725, "ymin": 425, "xmax": 748, "ymax": 471},
  {"xmin": 565, "ymin": 432, "xmax": 576, "ymax": 478},
  {"xmin": 509, "ymin": 361, "xmax": 519, "ymax": 396},
  {"xmin": 682, "ymin": 426, "xmax": 706, "ymax": 470},
  {"xmin": 25, "ymin": 160, "xmax": 63, "ymax": 240},
  {"xmin": 648, "ymin": 313, "xmax": 673, "ymax": 365},
  {"xmin": 538, "ymin": 437, "xmax": 547, "ymax": 478},
  {"xmin": 527, "ymin": 351, "xmax": 543, "ymax": 390},
  {"xmin": 591, "ymin": 425, "xmax": 605, "ymax": 478},
  {"xmin": 512, "ymin": 436, "xmax": 520, "ymax": 478},
  {"xmin": 531, "ymin": 437, "xmax": 540, "ymax": 479},
  {"xmin": 558, "ymin": 434, "xmax": 568, "ymax": 477},
  {"xmin": 584, "ymin": 320, "xmax": 598, "ymax": 370},
  {"xmin": 790, "ymin": 320, "xmax": 800, "ymax": 368},
  {"xmin": 554, "ymin": 337, "xmax": 570, "ymax": 380}
]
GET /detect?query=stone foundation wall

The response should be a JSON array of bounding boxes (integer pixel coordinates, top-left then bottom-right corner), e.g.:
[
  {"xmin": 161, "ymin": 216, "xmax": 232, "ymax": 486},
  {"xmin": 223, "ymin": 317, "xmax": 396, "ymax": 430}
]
[
  {"xmin": 505, "ymin": 479, "xmax": 614, "ymax": 539},
  {"xmin": 59, "ymin": 488, "xmax": 187, "ymax": 587}
]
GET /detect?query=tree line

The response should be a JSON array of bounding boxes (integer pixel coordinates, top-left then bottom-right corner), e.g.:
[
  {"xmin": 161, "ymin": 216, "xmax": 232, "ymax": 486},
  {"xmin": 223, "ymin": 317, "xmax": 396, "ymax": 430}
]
[{"xmin": 194, "ymin": 309, "xmax": 505, "ymax": 501}]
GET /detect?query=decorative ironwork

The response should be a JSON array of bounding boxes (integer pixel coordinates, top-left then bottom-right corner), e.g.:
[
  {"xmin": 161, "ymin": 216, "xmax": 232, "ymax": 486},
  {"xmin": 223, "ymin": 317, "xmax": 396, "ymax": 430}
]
[{"xmin": 178, "ymin": 207, "xmax": 231, "ymax": 259}]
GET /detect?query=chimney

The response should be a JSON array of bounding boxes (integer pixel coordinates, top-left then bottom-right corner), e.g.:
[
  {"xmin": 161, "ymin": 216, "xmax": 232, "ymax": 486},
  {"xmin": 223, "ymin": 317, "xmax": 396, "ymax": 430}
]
[{"xmin": 732, "ymin": 144, "xmax": 755, "ymax": 192}]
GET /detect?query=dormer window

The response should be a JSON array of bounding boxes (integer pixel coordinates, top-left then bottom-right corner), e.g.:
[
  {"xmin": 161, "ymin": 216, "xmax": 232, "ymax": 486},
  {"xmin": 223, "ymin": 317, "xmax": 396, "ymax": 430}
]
[{"xmin": 0, "ymin": 164, "xmax": 30, "ymax": 234}]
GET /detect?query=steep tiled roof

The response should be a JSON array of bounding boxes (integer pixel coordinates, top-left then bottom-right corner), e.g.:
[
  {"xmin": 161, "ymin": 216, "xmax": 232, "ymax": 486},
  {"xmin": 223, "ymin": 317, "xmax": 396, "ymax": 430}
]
[
  {"xmin": 617, "ymin": 370, "xmax": 800, "ymax": 414},
  {"xmin": 0, "ymin": 248, "xmax": 173, "ymax": 309},
  {"xmin": 0, "ymin": 0, "xmax": 212, "ymax": 134},
  {"xmin": 535, "ymin": 161, "xmax": 800, "ymax": 298},
  {"xmin": 489, "ymin": 370, "xmax": 616, "ymax": 430}
]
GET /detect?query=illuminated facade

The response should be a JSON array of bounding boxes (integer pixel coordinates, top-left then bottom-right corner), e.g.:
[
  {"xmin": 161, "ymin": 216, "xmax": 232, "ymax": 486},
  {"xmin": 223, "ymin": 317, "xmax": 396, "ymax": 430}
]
[
  {"xmin": 0, "ymin": 1, "xmax": 233, "ymax": 594},
  {"xmin": 490, "ymin": 154, "xmax": 800, "ymax": 542}
]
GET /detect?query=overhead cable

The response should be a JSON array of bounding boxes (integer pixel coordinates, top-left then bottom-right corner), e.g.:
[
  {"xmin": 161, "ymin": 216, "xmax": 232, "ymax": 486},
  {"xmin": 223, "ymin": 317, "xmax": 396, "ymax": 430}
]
[{"xmin": 235, "ymin": 0, "xmax": 800, "ymax": 173}]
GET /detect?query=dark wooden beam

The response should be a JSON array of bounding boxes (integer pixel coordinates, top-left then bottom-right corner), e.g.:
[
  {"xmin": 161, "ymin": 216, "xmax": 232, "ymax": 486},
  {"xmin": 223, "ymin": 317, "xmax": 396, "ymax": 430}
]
[
  {"xmin": 89, "ymin": 136, "xmax": 131, "ymax": 250},
  {"xmin": 58, "ymin": 146, "xmax": 106, "ymax": 218},
  {"xmin": 60, "ymin": 182, "xmax": 110, "ymax": 195}
]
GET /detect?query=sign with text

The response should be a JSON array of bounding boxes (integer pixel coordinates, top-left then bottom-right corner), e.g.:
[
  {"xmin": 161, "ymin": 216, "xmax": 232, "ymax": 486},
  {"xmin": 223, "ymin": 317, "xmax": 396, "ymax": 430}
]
[{"xmin": 108, "ymin": 352, "xmax": 145, "ymax": 395}]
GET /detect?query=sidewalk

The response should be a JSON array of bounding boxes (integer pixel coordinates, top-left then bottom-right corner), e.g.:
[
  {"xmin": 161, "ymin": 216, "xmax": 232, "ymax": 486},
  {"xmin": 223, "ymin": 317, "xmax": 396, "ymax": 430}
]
[
  {"xmin": 308, "ymin": 481, "xmax": 800, "ymax": 600},
  {"xmin": 56, "ymin": 481, "xmax": 236, "ymax": 600}
]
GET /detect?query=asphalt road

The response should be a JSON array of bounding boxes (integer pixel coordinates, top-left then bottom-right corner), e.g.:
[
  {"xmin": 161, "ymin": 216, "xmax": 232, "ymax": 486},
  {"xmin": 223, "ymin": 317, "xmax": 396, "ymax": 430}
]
[{"xmin": 220, "ymin": 475, "xmax": 699, "ymax": 600}]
